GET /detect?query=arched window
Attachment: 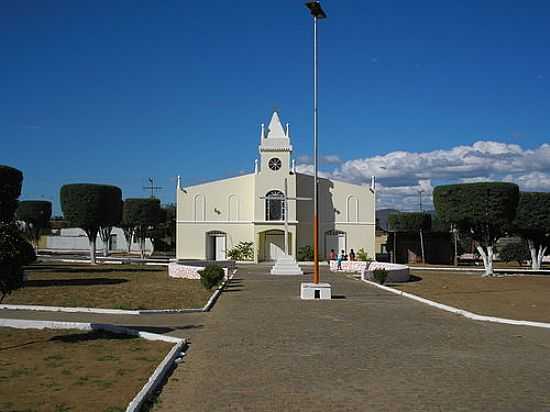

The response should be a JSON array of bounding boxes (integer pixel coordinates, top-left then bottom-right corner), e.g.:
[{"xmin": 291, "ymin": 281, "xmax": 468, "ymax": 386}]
[
  {"xmin": 265, "ymin": 190, "xmax": 285, "ymax": 221},
  {"xmin": 347, "ymin": 196, "xmax": 359, "ymax": 223},
  {"xmin": 228, "ymin": 195, "xmax": 239, "ymax": 222},
  {"xmin": 194, "ymin": 194, "xmax": 206, "ymax": 222}
]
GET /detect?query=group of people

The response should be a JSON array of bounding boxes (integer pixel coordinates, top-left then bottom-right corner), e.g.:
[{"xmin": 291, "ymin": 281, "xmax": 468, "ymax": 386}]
[{"xmin": 329, "ymin": 248, "xmax": 356, "ymax": 270}]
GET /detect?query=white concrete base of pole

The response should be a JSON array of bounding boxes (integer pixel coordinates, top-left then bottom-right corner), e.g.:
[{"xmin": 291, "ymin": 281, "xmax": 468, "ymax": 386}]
[
  {"xmin": 300, "ymin": 282, "xmax": 332, "ymax": 300},
  {"xmin": 270, "ymin": 254, "xmax": 303, "ymax": 275}
]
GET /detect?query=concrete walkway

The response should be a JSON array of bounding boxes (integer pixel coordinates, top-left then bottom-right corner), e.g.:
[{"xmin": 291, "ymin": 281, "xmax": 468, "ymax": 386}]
[{"xmin": 153, "ymin": 266, "xmax": 550, "ymax": 412}]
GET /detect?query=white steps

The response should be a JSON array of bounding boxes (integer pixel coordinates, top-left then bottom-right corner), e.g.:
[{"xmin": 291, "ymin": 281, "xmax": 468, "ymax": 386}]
[{"xmin": 270, "ymin": 254, "xmax": 303, "ymax": 275}]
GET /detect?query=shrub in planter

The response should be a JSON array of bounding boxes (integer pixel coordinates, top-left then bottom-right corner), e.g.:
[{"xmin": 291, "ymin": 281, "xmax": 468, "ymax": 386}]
[
  {"xmin": 373, "ymin": 268, "xmax": 388, "ymax": 284},
  {"xmin": 297, "ymin": 245, "xmax": 313, "ymax": 261},
  {"xmin": 198, "ymin": 264, "xmax": 225, "ymax": 290},
  {"xmin": 227, "ymin": 241, "xmax": 254, "ymax": 261},
  {"xmin": 357, "ymin": 248, "xmax": 371, "ymax": 262}
]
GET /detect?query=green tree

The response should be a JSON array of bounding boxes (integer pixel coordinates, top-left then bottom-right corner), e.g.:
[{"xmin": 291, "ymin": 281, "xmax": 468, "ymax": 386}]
[
  {"xmin": 0, "ymin": 165, "xmax": 23, "ymax": 223},
  {"xmin": 0, "ymin": 165, "xmax": 35, "ymax": 300},
  {"xmin": 388, "ymin": 212, "xmax": 432, "ymax": 263},
  {"xmin": 433, "ymin": 182, "xmax": 519, "ymax": 276},
  {"xmin": 60, "ymin": 184, "xmax": 122, "ymax": 264},
  {"xmin": 122, "ymin": 198, "xmax": 161, "ymax": 259},
  {"xmin": 147, "ymin": 204, "xmax": 176, "ymax": 253},
  {"xmin": 98, "ymin": 198, "xmax": 122, "ymax": 257},
  {"xmin": 16, "ymin": 200, "xmax": 52, "ymax": 251},
  {"xmin": 511, "ymin": 192, "xmax": 550, "ymax": 270},
  {"xmin": 0, "ymin": 225, "xmax": 36, "ymax": 302},
  {"xmin": 498, "ymin": 241, "xmax": 530, "ymax": 266}
]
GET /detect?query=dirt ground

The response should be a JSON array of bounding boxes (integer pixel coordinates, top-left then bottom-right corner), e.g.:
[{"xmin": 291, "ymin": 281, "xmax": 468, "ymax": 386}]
[
  {"xmin": 3, "ymin": 263, "xmax": 212, "ymax": 310},
  {"xmin": 394, "ymin": 270, "xmax": 550, "ymax": 322},
  {"xmin": 0, "ymin": 327, "xmax": 172, "ymax": 412}
]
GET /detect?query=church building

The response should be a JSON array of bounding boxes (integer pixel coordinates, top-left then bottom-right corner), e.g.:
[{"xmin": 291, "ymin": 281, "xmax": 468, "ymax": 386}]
[{"xmin": 176, "ymin": 112, "xmax": 376, "ymax": 263}]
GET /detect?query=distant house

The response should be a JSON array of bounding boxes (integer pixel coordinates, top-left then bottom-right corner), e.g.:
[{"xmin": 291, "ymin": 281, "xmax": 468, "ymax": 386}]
[{"xmin": 39, "ymin": 227, "xmax": 153, "ymax": 255}]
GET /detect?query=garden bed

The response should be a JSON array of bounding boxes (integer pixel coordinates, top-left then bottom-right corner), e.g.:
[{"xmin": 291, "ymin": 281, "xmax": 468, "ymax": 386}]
[
  {"xmin": 2, "ymin": 263, "xmax": 213, "ymax": 310},
  {"xmin": 0, "ymin": 327, "xmax": 172, "ymax": 412},
  {"xmin": 393, "ymin": 270, "xmax": 550, "ymax": 323}
]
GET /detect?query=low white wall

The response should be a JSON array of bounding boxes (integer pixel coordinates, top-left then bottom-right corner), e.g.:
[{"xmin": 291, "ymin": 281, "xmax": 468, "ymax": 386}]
[
  {"xmin": 329, "ymin": 260, "xmax": 368, "ymax": 273},
  {"xmin": 362, "ymin": 262, "xmax": 410, "ymax": 283},
  {"xmin": 44, "ymin": 227, "xmax": 153, "ymax": 254},
  {"xmin": 168, "ymin": 262, "xmax": 228, "ymax": 280}
]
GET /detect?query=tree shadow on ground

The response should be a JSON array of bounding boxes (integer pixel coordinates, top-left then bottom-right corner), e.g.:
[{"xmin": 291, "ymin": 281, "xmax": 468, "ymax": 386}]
[
  {"xmin": 0, "ymin": 340, "xmax": 48, "ymax": 352},
  {"xmin": 123, "ymin": 325, "xmax": 205, "ymax": 334},
  {"xmin": 24, "ymin": 278, "xmax": 129, "ymax": 287},
  {"xmin": 406, "ymin": 274, "xmax": 423, "ymax": 283},
  {"xmin": 25, "ymin": 265, "xmax": 161, "ymax": 274},
  {"xmin": 50, "ymin": 330, "xmax": 137, "ymax": 343}
]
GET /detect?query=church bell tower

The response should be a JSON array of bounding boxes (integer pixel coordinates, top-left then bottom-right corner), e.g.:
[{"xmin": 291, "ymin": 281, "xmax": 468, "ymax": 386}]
[{"xmin": 258, "ymin": 111, "xmax": 294, "ymax": 175}]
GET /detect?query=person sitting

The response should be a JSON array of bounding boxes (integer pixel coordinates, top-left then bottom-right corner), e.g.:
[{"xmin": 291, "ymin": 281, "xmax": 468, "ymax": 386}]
[{"xmin": 349, "ymin": 249, "xmax": 356, "ymax": 261}]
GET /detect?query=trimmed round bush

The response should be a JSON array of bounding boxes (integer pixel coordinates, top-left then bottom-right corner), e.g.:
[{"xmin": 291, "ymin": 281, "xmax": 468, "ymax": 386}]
[
  {"xmin": 60, "ymin": 184, "xmax": 122, "ymax": 264},
  {"xmin": 60, "ymin": 184, "xmax": 122, "ymax": 231},
  {"xmin": 388, "ymin": 212, "xmax": 432, "ymax": 232},
  {"xmin": 198, "ymin": 265, "xmax": 225, "ymax": 290},
  {"xmin": 433, "ymin": 182, "xmax": 519, "ymax": 232},
  {"xmin": 123, "ymin": 198, "xmax": 161, "ymax": 227}
]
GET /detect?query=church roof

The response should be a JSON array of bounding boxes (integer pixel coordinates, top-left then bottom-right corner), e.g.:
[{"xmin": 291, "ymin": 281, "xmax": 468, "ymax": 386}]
[{"xmin": 265, "ymin": 111, "xmax": 286, "ymax": 139}]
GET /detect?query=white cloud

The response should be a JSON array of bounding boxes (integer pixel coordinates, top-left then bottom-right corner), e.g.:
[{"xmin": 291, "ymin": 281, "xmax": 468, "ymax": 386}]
[
  {"xmin": 296, "ymin": 141, "xmax": 550, "ymax": 210},
  {"xmin": 503, "ymin": 171, "xmax": 550, "ymax": 191},
  {"xmin": 321, "ymin": 155, "xmax": 342, "ymax": 164}
]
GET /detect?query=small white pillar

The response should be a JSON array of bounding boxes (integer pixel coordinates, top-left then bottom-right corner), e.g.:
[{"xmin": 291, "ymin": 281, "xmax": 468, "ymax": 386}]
[
  {"xmin": 260, "ymin": 123, "xmax": 265, "ymax": 141},
  {"xmin": 177, "ymin": 175, "xmax": 181, "ymax": 190},
  {"xmin": 300, "ymin": 282, "xmax": 332, "ymax": 300},
  {"xmin": 254, "ymin": 159, "xmax": 259, "ymax": 174}
]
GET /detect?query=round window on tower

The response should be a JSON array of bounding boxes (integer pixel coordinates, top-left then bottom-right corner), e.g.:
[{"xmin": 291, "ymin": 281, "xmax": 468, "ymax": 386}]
[{"xmin": 268, "ymin": 158, "xmax": 282, "ymax": 171}]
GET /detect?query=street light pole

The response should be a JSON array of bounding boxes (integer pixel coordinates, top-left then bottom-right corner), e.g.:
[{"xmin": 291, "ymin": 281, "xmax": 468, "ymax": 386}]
[{"xmin": 306, "ymin": 1, "xmax": 326, "ymax": 285}]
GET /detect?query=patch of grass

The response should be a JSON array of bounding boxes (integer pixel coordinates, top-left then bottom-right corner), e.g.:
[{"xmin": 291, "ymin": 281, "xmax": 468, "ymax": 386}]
[
  {"xmin": 395, "ymin": 270, "xmax": 550, "ymax": 323},
  {"xmin": 0, "ymin": 328, "xmax": 171, "ymax": 412},
  {"xmin": 5, "ymin": 263, "xmax": 213, "ymax": 310}
]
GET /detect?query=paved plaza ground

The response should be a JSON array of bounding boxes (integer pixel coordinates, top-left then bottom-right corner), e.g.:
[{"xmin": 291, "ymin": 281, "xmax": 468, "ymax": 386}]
[{"xmin": 2, "ymin": 265, "xmax": 550, "ymax": 411}]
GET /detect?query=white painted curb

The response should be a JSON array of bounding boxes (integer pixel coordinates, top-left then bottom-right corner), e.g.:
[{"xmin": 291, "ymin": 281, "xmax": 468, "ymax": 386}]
[
  {"xmin": 0, "ymin": 269, "xmax": 237, "ymax": 315},
  {"xmin": 409, "ymin": 266, "xmax": 550, "ymax": 274},
  {"xmin": 0, "ymin": 318, "xmax": 185, "ymax": 412},
  {"xmin": 361, "ymin": 279, "xmax": 550, "ymax": 330}
]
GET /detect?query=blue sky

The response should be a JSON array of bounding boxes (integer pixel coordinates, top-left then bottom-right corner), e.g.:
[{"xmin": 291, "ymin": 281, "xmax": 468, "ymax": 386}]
[{"xmin": 2, "ymin": 1, "xmax": 550, "ymax": 213}]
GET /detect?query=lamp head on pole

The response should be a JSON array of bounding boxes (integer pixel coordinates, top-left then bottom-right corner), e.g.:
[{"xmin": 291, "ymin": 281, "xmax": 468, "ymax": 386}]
[{"xmin": 305, "ymin": 1, "xmax": 327, "ymax": 19}]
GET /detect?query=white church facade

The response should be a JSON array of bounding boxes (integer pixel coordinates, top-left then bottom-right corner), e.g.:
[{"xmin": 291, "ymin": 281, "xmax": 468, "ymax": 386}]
[{"xmin": 176, "ymin": 112, "xmax": 376, "ymax": 263}]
